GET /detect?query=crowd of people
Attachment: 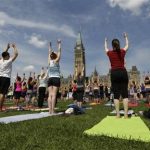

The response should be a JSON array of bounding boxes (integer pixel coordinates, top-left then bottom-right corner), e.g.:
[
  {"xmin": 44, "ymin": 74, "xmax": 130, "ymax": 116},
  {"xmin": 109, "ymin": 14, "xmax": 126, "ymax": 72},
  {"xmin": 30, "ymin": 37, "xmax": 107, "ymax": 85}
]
[
  {"xmin": 6, "ymin": 73, "xmax": 110, "ymax": 108},
  {"xmin": 0, "ymin": 33, "xmax": 150, "ymax": 118}
]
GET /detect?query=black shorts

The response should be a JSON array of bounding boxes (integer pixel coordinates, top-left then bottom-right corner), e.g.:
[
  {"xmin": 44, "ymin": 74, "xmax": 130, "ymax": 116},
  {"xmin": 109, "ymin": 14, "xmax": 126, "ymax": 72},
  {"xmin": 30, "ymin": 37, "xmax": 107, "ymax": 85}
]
[
  {"xmin": 94, "ymin": 89, "xmax": 99, "ymax": 99},
  {"xmin": 76, "ymin": 88, "xmax": 84, "ymax": 102},
  {"xmin": 111, "ymin": 69, "xmax": 128, "ymax": 99},
  {"xmin": 100, "ymin": 92, "xmax": 104, "ymax": 99},
  {"xmin": 48, "ymin": 77, "xmax": 60, "ymax": 87},
  {"xmin": 0, "ymin": 77, "xmax": 10, "ymax": 95},
  {"xmin": 72, "ymin": 91, "xmax": 77, "ymax": 100},
  {"xmin": 32, "ymin": 90, "xmax": 37, "ymax": 97},
  {"xmin": 21, "ymin": 91, "xmax": 27, "ymax": 98},
  {"xmin": 14, "ymin": 91, "xmax": 21, "ymax": 99}
]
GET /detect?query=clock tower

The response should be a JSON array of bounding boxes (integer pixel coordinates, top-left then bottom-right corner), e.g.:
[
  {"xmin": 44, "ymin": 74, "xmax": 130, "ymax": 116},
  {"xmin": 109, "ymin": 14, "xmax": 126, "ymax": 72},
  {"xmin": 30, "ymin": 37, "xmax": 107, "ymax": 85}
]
[{"xmin": 74, "ymin": 32, "xmax": 86, "ymax": 79}]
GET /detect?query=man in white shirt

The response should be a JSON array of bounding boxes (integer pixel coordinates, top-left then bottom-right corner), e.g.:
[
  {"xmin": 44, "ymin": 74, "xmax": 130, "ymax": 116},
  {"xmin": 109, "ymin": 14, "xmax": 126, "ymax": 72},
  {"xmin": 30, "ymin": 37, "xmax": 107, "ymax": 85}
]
[{"xmin": 0, "ymin": 43, "xmax": 18, "ymax": 111}]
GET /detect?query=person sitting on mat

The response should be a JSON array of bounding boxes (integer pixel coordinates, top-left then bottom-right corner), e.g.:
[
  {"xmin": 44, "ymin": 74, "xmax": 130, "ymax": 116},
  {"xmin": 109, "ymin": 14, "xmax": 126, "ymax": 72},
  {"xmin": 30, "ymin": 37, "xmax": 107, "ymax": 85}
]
[{"xmin": 104, "ymin": 32, "xmax": 129, "ymax": 118}]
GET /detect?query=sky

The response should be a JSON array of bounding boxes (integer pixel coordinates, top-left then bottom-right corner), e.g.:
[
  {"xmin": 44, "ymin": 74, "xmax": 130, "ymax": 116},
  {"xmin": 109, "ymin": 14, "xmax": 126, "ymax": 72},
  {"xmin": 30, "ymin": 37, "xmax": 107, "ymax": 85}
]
[{"xmin": 0, "ymin": 0, "xmax": 150, "ymax": 81}]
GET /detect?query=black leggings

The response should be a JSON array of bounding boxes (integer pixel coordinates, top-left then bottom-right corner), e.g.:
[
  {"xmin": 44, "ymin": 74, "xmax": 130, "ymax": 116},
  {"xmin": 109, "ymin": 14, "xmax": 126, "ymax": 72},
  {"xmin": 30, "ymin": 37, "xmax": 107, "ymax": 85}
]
[
  {"xmin": 76, "ymin": 88, "xmax": 84, "ymax": 102},
  {"xmin": 111, "ymin": 69, "xmax": 128, "ymax": 99},
  {"xmin": 38, "ymin": 87, "xmax": 46, "ymax": 107}
]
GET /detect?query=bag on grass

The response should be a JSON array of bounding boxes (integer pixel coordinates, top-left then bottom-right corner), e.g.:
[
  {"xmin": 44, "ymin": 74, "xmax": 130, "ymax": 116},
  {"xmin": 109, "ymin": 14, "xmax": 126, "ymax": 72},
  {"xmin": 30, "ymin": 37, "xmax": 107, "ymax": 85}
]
[
  {"xmin": 65, "ymin": 108, "xmax": 74, "ymax": 114},
  {"xmin": 68, "ymin": 104, "xmax": 85, "ymax": 115},
  {"xmin": 72, "ymin": 105, "xmax": 85, "ymax": 115}
]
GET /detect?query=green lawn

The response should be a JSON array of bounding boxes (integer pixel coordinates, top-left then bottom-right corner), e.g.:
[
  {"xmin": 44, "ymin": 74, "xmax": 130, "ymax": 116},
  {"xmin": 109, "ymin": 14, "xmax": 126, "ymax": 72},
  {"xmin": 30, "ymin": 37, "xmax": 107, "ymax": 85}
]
[{"xmin": 0, "ymin": 100, "xmax": 150, "ymax": 150}]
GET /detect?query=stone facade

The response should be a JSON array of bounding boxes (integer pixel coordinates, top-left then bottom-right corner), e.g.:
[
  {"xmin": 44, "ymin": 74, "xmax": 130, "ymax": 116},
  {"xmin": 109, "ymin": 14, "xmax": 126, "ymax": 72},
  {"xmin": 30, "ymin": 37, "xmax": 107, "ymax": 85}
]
[
  {"xmin": 127, "ymin": 66, "xmax": 140, "ymax": 86},
  {"xmin": 88, "ymin": 66, "xmax": 141, "ymax": 87}
]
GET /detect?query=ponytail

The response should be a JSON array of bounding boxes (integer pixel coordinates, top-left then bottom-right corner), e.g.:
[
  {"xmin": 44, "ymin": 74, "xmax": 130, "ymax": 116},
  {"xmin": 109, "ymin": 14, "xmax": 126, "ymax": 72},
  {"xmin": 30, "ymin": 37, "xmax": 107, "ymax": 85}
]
[
  {"xmin": 112, "ymin": 39, "xmax": 120, "ymax": 52},
  {"xmin": 112, "ymin": 39, "xmax": 121, "ymax": 59}
]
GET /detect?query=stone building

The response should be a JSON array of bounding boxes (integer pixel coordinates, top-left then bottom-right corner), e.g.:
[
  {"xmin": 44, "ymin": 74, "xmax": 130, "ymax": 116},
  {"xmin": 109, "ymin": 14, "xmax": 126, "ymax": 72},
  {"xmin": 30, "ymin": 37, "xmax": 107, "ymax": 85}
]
[
  {"xmin": 60, "ymin": 75, "xmax": 72, "ymax": 93},
  {"xmin": 127, "ymin": 66, "xmax": 140, "ymax": 85},
  {"xmin": 89, "ymin": 67, "xmax": 99, "ymax": 84},
  {"xmin": 87, "ymin": 66, "xmax": 140, "ymax": 87}
]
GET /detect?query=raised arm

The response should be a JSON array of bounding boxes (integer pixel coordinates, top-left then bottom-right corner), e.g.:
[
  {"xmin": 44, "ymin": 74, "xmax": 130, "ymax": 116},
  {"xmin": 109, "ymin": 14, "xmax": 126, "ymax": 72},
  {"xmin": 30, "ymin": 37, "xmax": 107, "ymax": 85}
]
[
  {"xmin": 44, "ymin": 67, "xmax": 48, "ymax": 78},
  {"xmin": 55, "ymin": 40, "xmax": 61, "ymax": 62},
  {"xmin": 11, "ymin": 43, "xmax": 18, "ymax": 62},
  {"xmin": 123, "ymin": 32, "xmax": 129, "ymax": 51},
  {"xmin": 40, "ymin": 67, "xmax": 48, "ymax": 79},
  {"xmin": 40, "ymin": 67, "xmax": 44, "ymax": 76},
  {"xmin": 3, "ymin": 43, "xmax": 11, "ymax": 52},
  {"xmin": 33, "ymin": 72, "xmax": 36, "ymax": 80},
  {"xmin": 104, "ymin": 38, "xmax": 109, "ymax": 53},
  {"xmin": 22, "ymin": 73, "xmax": 26, "ymax": 82},
  {"xmin": 48, "ymin": 42, "xmax": 52, "ymax": 65},
  {"xmin": 29, "ymin": 72, "xmax": 32, "ymax": 77}
]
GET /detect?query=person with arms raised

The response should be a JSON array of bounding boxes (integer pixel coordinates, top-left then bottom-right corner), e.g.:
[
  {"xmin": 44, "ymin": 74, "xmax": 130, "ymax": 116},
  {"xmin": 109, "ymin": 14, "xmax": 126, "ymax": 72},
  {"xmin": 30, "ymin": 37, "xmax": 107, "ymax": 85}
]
[
  {"xmin": 104, "ymin": 33, "xmax": 129, "ymax": 118},
  {"xmin": 0, "ymin": 43, "xmax": 18, "ymax": 111},
  {"xmin": 47, "ymin": 40, "xmax": 61, "ymax": 114}
]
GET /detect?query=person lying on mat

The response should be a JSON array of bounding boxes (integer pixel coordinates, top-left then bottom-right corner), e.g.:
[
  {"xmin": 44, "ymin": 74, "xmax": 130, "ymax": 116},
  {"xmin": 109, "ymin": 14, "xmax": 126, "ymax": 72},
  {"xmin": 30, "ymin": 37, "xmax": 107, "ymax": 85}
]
[{"xmin": 104, "ymin": 32, "xmax": 129, "ymax": 118}]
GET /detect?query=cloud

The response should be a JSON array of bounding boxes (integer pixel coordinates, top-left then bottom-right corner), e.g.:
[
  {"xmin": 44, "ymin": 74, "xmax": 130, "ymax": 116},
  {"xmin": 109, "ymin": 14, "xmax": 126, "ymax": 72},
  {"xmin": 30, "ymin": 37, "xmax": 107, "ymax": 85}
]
[
  {"xmin": 9, "ymin": 44, "xmax": 48, "ymax": 80},
  {"xmin": 28, "ymin": 34, "xmax": 47, "ymax": 48},
  {"xmin": 70, "ymin": 14, "xmax": 96, "ymax": 23},
  {"xmin": 0, "ymin": 11, "xmax": 77, "ymax": 38},
  {"xmin": 107, "ymin": 0, "xmax": 150, "ymax": 15},
  {"xmin": 0, "ymin": 19, "xmax": 5, "ymax": 26},
  {"xmin": 125, "ymin": 39, "xmax": 150, "ymax": 74},
  {"xmin": 16, "ymin": 44, "xmax": 48, "ymax": 68},
  {"xmin": 23, "ymin": 65, "xmax": 35, "ymax": 72},
  {"xmin": 0, "ymin": 29, "xmax": 14, "ymax": 36},
  {"xmin": 127, "ymin": 48, "xmax": 149, "ymax": 69}
]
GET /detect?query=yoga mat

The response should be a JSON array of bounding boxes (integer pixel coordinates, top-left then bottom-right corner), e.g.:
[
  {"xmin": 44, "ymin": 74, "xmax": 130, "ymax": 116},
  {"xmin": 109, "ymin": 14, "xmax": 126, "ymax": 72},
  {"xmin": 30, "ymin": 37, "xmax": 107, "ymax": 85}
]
[
  {"xmin": 0, "ymin": 112, "xmax": 63, "ymax": 124},
  {"xmin": 84, "ymin": 116, "xmax": 150, "ymax": 142},
  {"xmin": 104, "ymin": 101, "xmax": 114, "ymax": 107},
  {"xmin": 7, "ymin": 106, "xmax": 18, "ymax": 109},
  {"xmin": 145, "ymin": 104, "xmax": 150, "ymax": 107},
  {"xmin": 30, "ymin": 107, "xmax": 59, "ymax": 111},
  {"xmin": 128, "ymin": 103, "xmax": 139, "ymax": 107},
  {"xmin": 110, "ymin": 109, "xmax": 134, "ymax": 115},
  {"xmin": 30, "ymin": 108, "xmax": 49, "ymax": 111},
  {"xmin": 89, "ymin": 103, "xmax": 98, "ymax": 106}
]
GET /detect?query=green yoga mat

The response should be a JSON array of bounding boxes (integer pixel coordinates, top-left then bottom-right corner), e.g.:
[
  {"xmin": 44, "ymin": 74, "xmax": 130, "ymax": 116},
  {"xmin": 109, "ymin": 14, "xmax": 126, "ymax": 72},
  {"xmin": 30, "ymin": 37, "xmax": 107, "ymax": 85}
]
[{"xmin": 84, "ymin": 116, "xmax": 150, "ymax": 142}]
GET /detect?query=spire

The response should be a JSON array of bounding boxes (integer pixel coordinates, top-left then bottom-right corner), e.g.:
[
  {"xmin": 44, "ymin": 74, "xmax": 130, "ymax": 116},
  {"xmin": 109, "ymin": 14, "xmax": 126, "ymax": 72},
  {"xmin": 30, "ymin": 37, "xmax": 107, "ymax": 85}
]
[
  {"xmin": 76, "ymin": 32, "xmax": 82, "ymax": 45},
  {"xmin": 132, "ymin": 66, "xmax": 137, "ymax": 71},
  {"xmin": 94, "ymin": 66, "xmax": 98, "ymax": 76}
]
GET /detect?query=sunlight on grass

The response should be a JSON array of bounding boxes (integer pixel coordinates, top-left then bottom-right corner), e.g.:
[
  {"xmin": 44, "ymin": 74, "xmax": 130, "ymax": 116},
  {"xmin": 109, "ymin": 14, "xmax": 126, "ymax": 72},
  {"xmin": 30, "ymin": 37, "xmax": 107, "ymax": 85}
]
[{"xmin": 0, "ymin": 100, "xmax": 150, "ymax": 150}]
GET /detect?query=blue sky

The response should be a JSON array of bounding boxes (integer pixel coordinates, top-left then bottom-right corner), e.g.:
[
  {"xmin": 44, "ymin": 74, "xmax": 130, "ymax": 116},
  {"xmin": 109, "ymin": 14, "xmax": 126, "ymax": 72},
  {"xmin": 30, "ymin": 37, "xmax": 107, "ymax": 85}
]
[{"xmin": 0, "ymin": 0, "xmax": 150, "ymax": 80}]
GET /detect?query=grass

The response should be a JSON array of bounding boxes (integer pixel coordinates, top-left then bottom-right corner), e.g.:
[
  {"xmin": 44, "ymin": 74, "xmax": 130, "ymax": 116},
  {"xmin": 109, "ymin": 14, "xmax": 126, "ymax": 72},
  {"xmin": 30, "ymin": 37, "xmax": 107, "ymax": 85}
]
[{"xmin": 0, "ymin": 100, "xmax": 150, "ymax": 150}]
